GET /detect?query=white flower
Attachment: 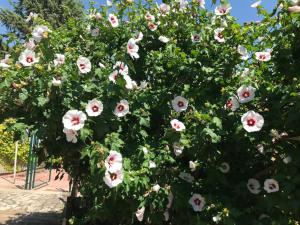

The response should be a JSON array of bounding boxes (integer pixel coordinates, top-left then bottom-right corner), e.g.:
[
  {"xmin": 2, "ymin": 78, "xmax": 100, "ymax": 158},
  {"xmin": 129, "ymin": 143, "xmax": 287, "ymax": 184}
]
[
  {"xmin": 158, "ymin": 36, "xmax": 170, "ymax": 43},
  {"xmin": 212, "ymin": 215, "xmax": 221, "ymax": 223},
  {"xmin": 170, "ymin": 119, "xmax": 185, "ymax": 131},
  {"xmin": 108, "ymin": 14, "xmax": 119, "ymax": 27},
  {"xmin": 24, "ymin": 38, "xmax": 36, "ymax": 50},
  {"xmin": 251, "ymin": 1, "xmax": 262, "ymax": 8},
  {"xmin": 189, "ymin": 194, "xmax": 205, "ymax": 212},
  {"xmin": 113, "ymin": 61, "xmax": 129, "ymax": 75},
  {"xmin": 19, "ymin": 49, "xmax": 39, "ymax": 67},
  {"xmin": 191, "ymin": 33, "xmax": 201, "ymax": 43},
  {"xmin": 25, "ymin": 12, "xmax": 38, "ymax": 22},
  {"xmin": 127, "ymin": 38, "xmax": 139, "ymax": 59},
  {"xmin": 105, "ymin": 150, "xmax": 123, "ymax": 173},
  {"xmin": 135, "ymin": 207, "xmax": 145, "ymax": 222},
  {"xmin": 215, "ymin": 4, "xmax": 232, "ymax": 16},
  {"xmin": 32, "ymin": 25, "xmax": 50, "ymax": 42},
  {"xmin": 264, "ymin": 179, "xmax": 279, "ymax": 193},
  {"xmin": 241, "ymin": 110, "xmax": 264, "ymax": 132},
  {"xmin": 237, "ymin": 45, "xmax": 249, "ymax": 60},
  {"xmin": 0, "ymin": 54, "xmax": 11, "ymax": 69},
  {"xmin": 85, "ymin": 99, "xmax": 103, "ymax": 117},
  {"xmin": 148, "ymin": 22, "xmax": 158, "ymax": 31},
  {"xmin": 171, "ymin": 96, "xmax": 188, "ymax": 112},
  {"xmin": 62, "ymin": 110, "xmax": 87, "ymax": 131},
  {"xmin": 54, "ymin": 54, "xmax": 65, "ymax": 67},
  {"xmin": 114, "ymin": 100, "xmax": 130, "ymax": 117},
  {"xmin": 179, "ymin": 172, "xmax": 194, "ymax": 183},
  {"xmin": 145, "ymin": 12, "xmax": 155, "ymax": 21},
  {"xmin": 189, "ymin": 161, "xmax": 197, "ymax": 172},
  {"xmin": 123, "ymin": 75, "xmax": 137, "ymax": 90},
  {"xmin": 134, "ymin": 31, "xmax": 143, "ymax": 42},
  {"xmin": 247, "ymin": 178, "xmax": 261, "ymax": 194},
  {"xmin": 225, "ymin": 96, "xmax": 239, "ymax": 111},
  {"xmin": 214, "ymin": 28, "xmax": 225, "ymax": 43},
  {"xmin": 255, "ymin": 51, "xmax": 271, "ymax": 62},
  {"xmin": 52, "ymin": 77, "xmax": 62, "ymax": 86},
  {"xmin": 99, "ymin": 62, "xmax": 105, "ymax": 68},
  {"xmin": 237, "ymin": 85, "xmax": 256, "ymax": 103},
  {"xmin": 103, "ymin": 170, "xmax": 123, "ymax": 188},
  {"xmin": 149, "ymin": 161, "xmax": 157, "ymax": 168},
  {"xmin": 219, "ymin": 162, "xmax": 230, "ymax": 173},
  {"xmin": 199, "ymin": 0, "xmax": 205, "ymax": 8},
  {"xmin": 63, "ymin": 128, "xmax": 78, "ymax": 143},
  {"xmin": 109, "ymin": 70, "xmax": 119, "ymax": 83},
  {"xmin": 77, "ymin": 56, "xmax": 91, "ymax": 74},
  {"xmin": 173, "ymin": 142, "xmax": 184, "ymax": 156},
  {"xmin": 152, "ymin": 184, "xmax": 161, "ymax": 192},
  {"xmin": 158, "ymin": 3, "xmax": 170, "ymax": 15}
]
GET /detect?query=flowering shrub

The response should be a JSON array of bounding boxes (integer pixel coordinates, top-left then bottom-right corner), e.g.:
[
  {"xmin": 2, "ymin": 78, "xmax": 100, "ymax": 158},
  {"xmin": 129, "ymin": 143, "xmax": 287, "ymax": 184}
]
[{"xmin": 1, "ymin": 0, "xmax": 300, "ymax": 224}]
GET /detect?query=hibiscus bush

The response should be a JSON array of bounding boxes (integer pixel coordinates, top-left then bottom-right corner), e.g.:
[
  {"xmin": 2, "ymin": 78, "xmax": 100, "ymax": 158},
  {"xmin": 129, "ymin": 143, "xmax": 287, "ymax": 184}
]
[{"xmin": 1, "ymin": 0, "xmax": 300, "ymax": 224}]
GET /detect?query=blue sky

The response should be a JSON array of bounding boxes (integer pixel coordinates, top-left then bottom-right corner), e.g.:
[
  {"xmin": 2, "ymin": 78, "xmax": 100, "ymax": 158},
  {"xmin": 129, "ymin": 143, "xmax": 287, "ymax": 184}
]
[{"xmin": 0, "ymin": 0, "xmax": 276, "ymax": 34}]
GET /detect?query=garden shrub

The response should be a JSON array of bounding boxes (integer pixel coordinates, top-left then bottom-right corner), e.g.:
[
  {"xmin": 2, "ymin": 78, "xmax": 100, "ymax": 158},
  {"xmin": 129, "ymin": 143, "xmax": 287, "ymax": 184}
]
[{"xmin": 0, "ymin": 0, "xmax": 300, "ymax": 224}]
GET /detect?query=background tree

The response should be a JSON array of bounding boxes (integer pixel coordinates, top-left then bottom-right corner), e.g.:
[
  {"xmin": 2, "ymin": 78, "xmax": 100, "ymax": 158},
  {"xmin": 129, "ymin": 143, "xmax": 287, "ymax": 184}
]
[{"xmin": 0, "ymin": 0, "xmax": 84, "ymax": 37}]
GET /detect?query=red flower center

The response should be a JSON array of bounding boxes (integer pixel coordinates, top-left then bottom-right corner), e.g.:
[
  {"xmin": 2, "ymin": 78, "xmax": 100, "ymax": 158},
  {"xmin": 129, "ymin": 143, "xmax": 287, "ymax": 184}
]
[
  {"xmin": 109, "ymin": 156, "xmax": 115, "ymax": 165},
  {"xmin": 218, "ymin": 32, "xmax": 223, "ymax": 39},
  {"xmin": 92, "ymin": 105, "xmax": 99, "ymax": 112},
  {"xmin": 110, "ymin": 173, "xmax": 117, "ymax": 181},
  {"xmin": 26, "ymin": 56, "xmax": 33, "ymax": 63},
  {"xmin": 177, "ymin": 101, "xmax": 184, "ymax": 108},
  {"xmin": 194, "ymin": 198, "xmax": 201, "ymax": 206},
  {"xmin": 219, "ymin": 8, "xmax": 226, "ymax": 14},
  {"xmin": 269, "ymin": 183, "xmax": 276, "ymax": 190},
  {"xmin": 259, "ymin": 55, "xmax": 266, "ymax": 60},
  {"xmin": 247, "ymin": 118, "xmax": 256, "ymax": 126},
  {"xmin": 193, "ymin": 35, "xmax": 200, "ymax": 41},
  {"xmin": 242, "ymin": 91, "xmax": 250, "ymax": 98},
  {"xmin": 117, "ymin": 104, "xmax": 125, "ymax": 112},
  {"xmin": 71, "ymin": 117, "xmax": 80, "ymax": 126},
  {"xmin": 80, "ymin": 63, "xmax": 86, "ymax": 69},
  {"xmin": 226, "ymin": 100, "xmax": 233, "ymax": 108},
  {"xmin": 173, "ymin": 123, "xmax": 181, "ymax": 129}
]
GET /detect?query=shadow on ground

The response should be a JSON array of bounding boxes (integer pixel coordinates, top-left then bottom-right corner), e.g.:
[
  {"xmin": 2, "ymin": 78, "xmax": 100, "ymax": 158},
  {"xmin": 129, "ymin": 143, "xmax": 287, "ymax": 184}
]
[{"xmin": 1, "ymin": 211, "xmax": 64, "ymax": 225}]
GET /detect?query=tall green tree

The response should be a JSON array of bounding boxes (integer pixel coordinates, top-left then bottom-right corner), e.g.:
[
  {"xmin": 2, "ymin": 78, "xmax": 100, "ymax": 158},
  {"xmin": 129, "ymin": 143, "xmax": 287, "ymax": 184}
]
[{"xmin": 0, "ymin": 0, "xmax": 84, "ymax": 37}]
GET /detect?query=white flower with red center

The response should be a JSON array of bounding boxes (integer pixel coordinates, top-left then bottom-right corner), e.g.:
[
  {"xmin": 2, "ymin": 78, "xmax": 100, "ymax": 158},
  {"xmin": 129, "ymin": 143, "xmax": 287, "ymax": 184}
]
[
  {"xmin": 54, "ymin": 54, "xmax": 65, "ymax": 67},
  {"xmin": 0, "ymin": 54, "xmax": 11, "ymax": 69},
  {"xmin": 225, "ymin": 96, "xmax": 239, "ymax": 111},
  {"xmin": 215, "ymin": 4, "xmax": 232, "ymax": 16},
  {"xmin": 127, "ymin": 38, "xmax": 139, "ymax": 59},
  {"xmin": 158, "ymin": 3, "xmax": 170, "ymax": 15},
  {"xmin": 171, "ymin": 96, "xmax": 188, "ymax": 112},
  {"xmin": 148, "ymin": 22, "xmax": 158, "ymax": 31},
  {"xmin": 219, "ymin": 162, "xmax": 230, "ymax": 173},
  {"xmin": 173, "ymin": 142, "xmax": 184, "ymax": 156},
  {"xmin": 170, "ymin": 119, "xmax": 186, "ymax": 131},
  {"xmin": 109, "ymin": 70, "xmax": 119, "ymax": 83},
  {"xmin": 32, "ymin": 25, "xmax": 51, "ymax": 42},
  {"xmin": 255, "ymin": 51, "xmax": 271, "ymax": 62},
  {"xmin": 264, "ymin": 179, "xmax": 279, "ymax": 193},
  {"xmin": 189, "ymin": 194, "xmax": 205, "ymax": 212},
  {"xmin": 214, "ymin": 28, "xmax": 225, "ymax": 43},
  {"xmin": 103, "ymin": 169, "xmax": 123, "ymax": 188},
  {"xmin": 237, "ymin": 85, "xmax": 256, "ymax": 103},
  {"xmin": 241, "ymin": 110, "xmax": 264, "ymax": 132},
  {"xmin": 179, "ymin": 172, "xmax": 194, "ymax": 183},
  {"xmin": 134, "ymin": 31, "xmax": 143, "ymax": 42},
  {"xmin": 237, "ymin": 45, "xmax": 249, "ymax": 60},
  {"xmin": 159, "ymin": 36, "xmax": 170, "ymax": 43},
  {"xmin": 191, "ymin": 33, "xmax": 201, "ymax": 43},
  {"xmin": 114, "ymin": 100, "xmax": 130, "ymax": 117},
  {"xmin": 108, "ymin": 14, "xmax": 119, "ymax": 27},
  {"xmin": 145, "ymin": 12, "xmax": 155, "ymax": 21},
  {"xmin": 199, "ymin": 0, "xmax": 205, "ymax": 9},
  {"xmin": 63, "ymin": 128, "xmax": 78, "ymax": 143},
  {"xmin": 62, "ymin": 110, "xmax": 87, "ymax": 131},
  {"xmin": 19, "ymin": 49, "xmax": 39, "ymax": 67},
  {"xmin": 105, "ymin": 150, "xmax": 123, "ymax": 173},
  {"xmin": 24, "ymin": 38, "xmax": 36, "ymax": 50},
  {"xmin": 251, "ymin": 1, "xmax": 262, "ymax": 8},
  {"xmin": 135, "ymin": 207, "xmax": 145, "ymax": 222},
  {"xmin": 247, "ymin": 178, "xmax": 261, "ymax": 194},
  {"xmin": 113, "ymin": 61, "xmax": 129, "ymax": 75},
  {"xmin": 85, "ymin": 99, "xmax": 103, "ymax": 117},
  {"xmin": 77, "ymin": 56, "xmax": 91, "ymax": 74},
  {"xmin": 52, "ymin": 77, "xmax": 62, "ymax": 86}
]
